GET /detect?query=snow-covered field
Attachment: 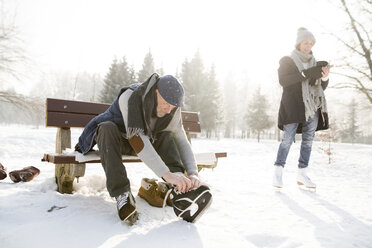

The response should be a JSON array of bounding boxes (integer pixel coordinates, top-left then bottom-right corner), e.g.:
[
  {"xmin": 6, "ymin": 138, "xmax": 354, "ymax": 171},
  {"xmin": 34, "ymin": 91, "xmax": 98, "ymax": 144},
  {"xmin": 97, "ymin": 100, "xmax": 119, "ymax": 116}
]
[{"xmin": 0, "ymin": 125, "xmax": 371, "ymax": 248}]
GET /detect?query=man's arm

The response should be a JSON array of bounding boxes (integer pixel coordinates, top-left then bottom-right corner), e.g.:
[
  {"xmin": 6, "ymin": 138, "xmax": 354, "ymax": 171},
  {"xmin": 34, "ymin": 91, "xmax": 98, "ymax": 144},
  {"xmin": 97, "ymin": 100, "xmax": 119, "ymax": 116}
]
[
  {"xmin": 118, "ymin": 91, "xmax": 192, "ymax": 192},
  {"xmin": 172, "ymin": 121, "xmax": 202, "ymax": 188},
  {"xmin": 173, "ymin": 123, "xmax": 198, "ymax": 176}
]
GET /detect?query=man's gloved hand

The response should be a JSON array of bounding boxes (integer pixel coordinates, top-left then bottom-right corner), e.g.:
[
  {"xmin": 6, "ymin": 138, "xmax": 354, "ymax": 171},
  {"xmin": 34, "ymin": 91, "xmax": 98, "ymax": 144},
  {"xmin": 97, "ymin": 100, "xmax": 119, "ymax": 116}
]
[
  {"xmin": 75, "ymin": 143, "xmax": 82, "ymax": 153},
  {"xmin": 302, "ymin": 66, "xmax": 323, "ymax": 80}
]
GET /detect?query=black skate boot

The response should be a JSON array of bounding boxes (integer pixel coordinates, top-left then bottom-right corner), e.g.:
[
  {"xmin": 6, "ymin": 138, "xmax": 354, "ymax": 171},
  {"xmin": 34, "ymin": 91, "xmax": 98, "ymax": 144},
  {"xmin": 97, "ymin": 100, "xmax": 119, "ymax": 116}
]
[
  {"xmin": 116, "ymin": 192, "xmax": 138, "ymax": 225},
  {"xmin": 170, "ymin": 185, "xmax": 212, "ymax": 223}
]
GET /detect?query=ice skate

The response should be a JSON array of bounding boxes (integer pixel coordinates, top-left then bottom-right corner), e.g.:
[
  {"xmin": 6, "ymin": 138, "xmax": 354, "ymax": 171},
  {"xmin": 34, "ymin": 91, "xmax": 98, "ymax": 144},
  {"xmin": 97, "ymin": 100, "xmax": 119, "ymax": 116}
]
[
  {"xmin": 116, "ymin": 191, "xmax": 138, "ymax": 225},
  {"xmin": 170, "ymin": 185, "xmax": 212, "ymax": 223},
  {"xmin": 273, "ymin": 165, "xmax": 283, "ymax": 188},
  {"xmin": 297, "ymin": 168, "xmax": 316, "ymax": 190}
]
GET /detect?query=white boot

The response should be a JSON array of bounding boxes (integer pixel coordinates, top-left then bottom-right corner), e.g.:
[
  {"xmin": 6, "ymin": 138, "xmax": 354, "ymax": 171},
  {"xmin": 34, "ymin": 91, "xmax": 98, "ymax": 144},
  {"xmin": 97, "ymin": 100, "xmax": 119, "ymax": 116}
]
[
  {"xmin": 273, "ymin": 166, "xmax": 283, "ymax": 188},
  {"xmin": 297, "ymin": 168, "xmax": 316, "ymax": 188}
]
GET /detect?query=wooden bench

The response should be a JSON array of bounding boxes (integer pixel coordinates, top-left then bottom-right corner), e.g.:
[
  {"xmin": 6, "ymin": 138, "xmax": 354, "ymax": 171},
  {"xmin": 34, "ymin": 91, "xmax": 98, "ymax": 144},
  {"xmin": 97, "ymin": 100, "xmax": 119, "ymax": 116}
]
[{"xmin": 41, "ymin": 98, "xmax": 227, "ymax": 194}]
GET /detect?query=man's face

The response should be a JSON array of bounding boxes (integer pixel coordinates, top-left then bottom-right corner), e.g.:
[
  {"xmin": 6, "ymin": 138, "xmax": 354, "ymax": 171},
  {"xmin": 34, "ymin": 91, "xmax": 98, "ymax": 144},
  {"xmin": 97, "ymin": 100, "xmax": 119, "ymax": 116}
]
[{"xmin": 156, "ymin": 89, "xmax": 176, "ymax": 117}]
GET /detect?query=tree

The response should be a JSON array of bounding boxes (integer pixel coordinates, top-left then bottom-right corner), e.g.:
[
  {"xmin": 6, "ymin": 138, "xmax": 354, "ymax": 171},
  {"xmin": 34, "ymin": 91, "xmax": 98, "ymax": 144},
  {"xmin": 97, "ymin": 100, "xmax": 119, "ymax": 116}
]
[
  {"xmin": 156, "ymin": 66, "xmax": 165, "ymax": 77},
  {"xmin": 0, "ymin": 0, "xmax": 27, "ymax": 83},
  {"xmin": 329, "ymin": 0, "xmax": 372, "ymax": 104},
  {"xmin": 316, "ymin": 121, "xmax": 337, "ymax": 164},
  {"xmin": 244, "ymin": 87, "xmax": 274, "ymax": 142},
  {"xmin": 181, "ymin": 51, "xmax": 205, "ymax": 112},
  {"xmin": 200, "ymin": 65, "xmax": 223, "ymax": 138},
  {"xmin": 137, "ymin": 50, "xmax": 155, "ymax": 83},
  {"xmin": 99, "ymin": 57, "xmax": 135, "ymax": 104},
  {"xmin": 0, "ymin": 0, "xmax": 42, "ymax": 125},
  {"xmin": 339, "ymin": 98, "xmax": 361, "ymax": 144},
  {"xmin": 223, "ymin": 73, "xmax": 238, "ymax": 138},
  {"xmin": 180, "ymin": 51, "xmax": 223, "ymax": 137}
]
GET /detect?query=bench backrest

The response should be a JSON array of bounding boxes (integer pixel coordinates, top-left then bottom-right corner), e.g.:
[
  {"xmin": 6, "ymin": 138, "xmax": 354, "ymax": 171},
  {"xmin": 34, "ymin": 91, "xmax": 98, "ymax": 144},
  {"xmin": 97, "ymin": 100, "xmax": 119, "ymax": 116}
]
[{"xmin": 45, "ymin": 98, "xmax": 201, "ymax": 134}]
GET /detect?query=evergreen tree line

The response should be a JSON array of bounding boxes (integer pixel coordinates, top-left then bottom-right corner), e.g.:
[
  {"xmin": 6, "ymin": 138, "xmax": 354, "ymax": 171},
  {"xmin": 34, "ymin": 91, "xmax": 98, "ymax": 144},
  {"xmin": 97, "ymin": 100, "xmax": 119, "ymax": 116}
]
[
  {"xmin": 99, "ymin": 50, "xmax": 275, "ymax": 141},
  {"xmin": 99, "ymin": 50, "xmax": 372, "ymax": 144},
  {"xmin": 1, "ymin": 49, "xmax": 371, "ymax": 144}
]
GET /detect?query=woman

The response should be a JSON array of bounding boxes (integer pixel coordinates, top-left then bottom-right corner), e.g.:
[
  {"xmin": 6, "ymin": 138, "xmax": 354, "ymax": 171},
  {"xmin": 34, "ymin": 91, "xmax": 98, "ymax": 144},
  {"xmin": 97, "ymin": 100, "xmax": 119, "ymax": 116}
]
[{"xmin": 273, "ymin": 27, "xmax": 330, "ymax": 189}]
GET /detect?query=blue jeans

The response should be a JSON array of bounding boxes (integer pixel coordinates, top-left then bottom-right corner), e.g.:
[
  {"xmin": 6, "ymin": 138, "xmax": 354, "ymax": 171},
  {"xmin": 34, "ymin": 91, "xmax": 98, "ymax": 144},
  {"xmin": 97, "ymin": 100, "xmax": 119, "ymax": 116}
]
[{"xmin": 274, "ymin": 114, "xmax": 319, "ymax": 168}]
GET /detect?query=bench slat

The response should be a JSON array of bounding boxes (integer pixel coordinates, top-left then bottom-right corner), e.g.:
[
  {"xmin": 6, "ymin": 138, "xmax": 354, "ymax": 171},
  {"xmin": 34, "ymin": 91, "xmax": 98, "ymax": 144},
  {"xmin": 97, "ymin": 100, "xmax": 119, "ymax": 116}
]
[
  {"xmin": 47, "ymin": 112, "xmax": 97, "ymax": 128},
  {"xmin": 42, "ymin": 152, "xmax": 227, "ymax": 164},
  {"xmin": 181, "ymin": 112, "xmax": 199, "ymax": 123},
  {"xmin": 183, "ymin": 121, "xmax": 201, "ymax": 133},
  {"xmin": 47, "ymin": 98, "xmax": 109, "ymax": 115},
  {"xmin": 46, "ymin": 98, "xmax": 201, "ymax": 132}
]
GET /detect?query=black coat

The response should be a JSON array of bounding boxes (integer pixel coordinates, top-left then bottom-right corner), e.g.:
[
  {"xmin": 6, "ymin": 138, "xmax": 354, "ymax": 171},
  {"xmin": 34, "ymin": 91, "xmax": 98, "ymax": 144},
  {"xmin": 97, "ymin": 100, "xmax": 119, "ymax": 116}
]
[{"xmin": 277, "ymin": 56, "xmax": 329, "ymax": 133}]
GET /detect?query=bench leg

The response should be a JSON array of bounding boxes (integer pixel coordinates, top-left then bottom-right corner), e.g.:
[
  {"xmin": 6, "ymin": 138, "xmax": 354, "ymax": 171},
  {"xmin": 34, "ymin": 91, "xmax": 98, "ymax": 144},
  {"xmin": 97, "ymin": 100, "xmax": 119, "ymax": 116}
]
[
  {"xmin": 55, "ymin": 163, "xmax": 86, "ymax": 194},
  {"xmin": 197, "ymin": 161, "xmax": 218, "ymax": 172}
]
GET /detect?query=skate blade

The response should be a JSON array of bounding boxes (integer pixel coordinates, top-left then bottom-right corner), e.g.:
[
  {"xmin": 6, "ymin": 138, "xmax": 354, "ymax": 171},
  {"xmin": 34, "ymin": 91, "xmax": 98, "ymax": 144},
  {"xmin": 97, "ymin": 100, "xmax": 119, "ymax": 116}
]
[
  {"xmin": 191, "ymin": 196, "xmax": 213, "ymax": 223},
  {"xmin": 124, "ymin": 211, "xmax": 138, "ymax": 226},
  {"xmin": 297, "ymin": 182, "xmax": 316, "ymax": 192}
]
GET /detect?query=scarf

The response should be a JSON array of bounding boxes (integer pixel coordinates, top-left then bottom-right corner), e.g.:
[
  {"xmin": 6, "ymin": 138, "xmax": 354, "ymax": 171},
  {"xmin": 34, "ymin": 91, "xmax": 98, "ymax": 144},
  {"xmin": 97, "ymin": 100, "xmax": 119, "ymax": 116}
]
[
  {"xmin": 127, "ymin": 73, "xmax": 176, "ymax": 141},
  {"xmin": 291, "ymin": 49, "xmax": 328, "ymax": 121}
]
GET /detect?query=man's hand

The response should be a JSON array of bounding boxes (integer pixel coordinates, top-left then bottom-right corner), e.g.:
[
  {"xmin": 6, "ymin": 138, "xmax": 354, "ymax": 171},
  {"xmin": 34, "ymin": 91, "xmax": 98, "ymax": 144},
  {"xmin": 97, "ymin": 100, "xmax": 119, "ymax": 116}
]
[
  {"xmin": 188, "ymin": 174, "xmax": 201, "ymax": 189},
  {"xmin": 163, "ymin": 172, "xmax": 192, "ymax": 193}
]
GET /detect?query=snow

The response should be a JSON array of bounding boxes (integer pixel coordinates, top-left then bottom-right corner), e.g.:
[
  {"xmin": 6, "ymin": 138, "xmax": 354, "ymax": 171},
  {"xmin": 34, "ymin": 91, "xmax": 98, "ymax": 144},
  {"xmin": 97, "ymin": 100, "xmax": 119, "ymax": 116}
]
[{"xmin": 0, "ymin": 125, "xmax": 371, "ymax": 248}]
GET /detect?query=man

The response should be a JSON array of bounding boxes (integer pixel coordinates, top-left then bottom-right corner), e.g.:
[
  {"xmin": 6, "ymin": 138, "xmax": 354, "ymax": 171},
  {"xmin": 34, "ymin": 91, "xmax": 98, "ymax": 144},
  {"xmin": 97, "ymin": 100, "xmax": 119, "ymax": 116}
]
[{"xmin": 76, "ymin": 73, "xmax": 211, "ymax": 224}]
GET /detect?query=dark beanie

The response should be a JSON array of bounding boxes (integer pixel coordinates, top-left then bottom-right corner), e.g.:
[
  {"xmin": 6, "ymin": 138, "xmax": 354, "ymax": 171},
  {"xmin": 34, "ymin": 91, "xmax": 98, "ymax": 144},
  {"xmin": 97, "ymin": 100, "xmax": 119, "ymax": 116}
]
[
  {"xmin": 157, "ymin": 75, "xmax": 184, "ymax": 107},
  {"xmin": 295, "ymin": 27, "xmax": 316, "ymax": 48}
]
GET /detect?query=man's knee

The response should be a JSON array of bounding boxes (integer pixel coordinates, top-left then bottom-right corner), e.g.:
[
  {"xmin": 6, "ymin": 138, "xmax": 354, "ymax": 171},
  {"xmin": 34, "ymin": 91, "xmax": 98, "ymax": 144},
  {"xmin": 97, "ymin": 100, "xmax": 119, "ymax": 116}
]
[{"xmin": 96, "ymin": 121, "xmax": 121, "ymax": 142}]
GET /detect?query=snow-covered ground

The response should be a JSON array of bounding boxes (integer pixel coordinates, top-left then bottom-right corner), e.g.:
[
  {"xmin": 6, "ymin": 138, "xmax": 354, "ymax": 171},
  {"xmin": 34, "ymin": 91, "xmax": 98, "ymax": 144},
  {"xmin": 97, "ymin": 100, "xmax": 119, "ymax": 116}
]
[{"xmin": 0, "ymin": 124, "xmax": 371, "ymax": 248}]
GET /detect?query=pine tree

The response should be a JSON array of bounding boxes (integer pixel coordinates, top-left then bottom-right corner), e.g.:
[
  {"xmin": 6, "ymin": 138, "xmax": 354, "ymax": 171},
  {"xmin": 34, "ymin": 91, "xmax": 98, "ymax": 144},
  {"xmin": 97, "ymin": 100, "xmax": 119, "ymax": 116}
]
[
  {"xmin": 340, "ymin": 98, "xmax": 361, "ymax": 144},
  {"xmin": 244, "ymin": 87, "xmax": 274, "ymax": 142},
  {"xmin": 100, "ymin": 57, "xmax": 134, "ymax": 104},
  {"xmin": 137, "ymin": 50, "xmax": 155, "ymax": 83},
  {"xmin": 180, "ymin": 51, "xmax": 223, "ymax": 137},
  {"xmin": 223, "ymin": 73, "xmax": 237, "ymax": 138},
  {"xmin": 181, "ymin": 51, "xmax": 205, "ymax": 112},
  {"xmin": 200, "ymin": 65, "xmax": 223, "ymax": 138},
  {"xmin": 156, "ymin": 66, "xmax": 165, "ymax": 77}
]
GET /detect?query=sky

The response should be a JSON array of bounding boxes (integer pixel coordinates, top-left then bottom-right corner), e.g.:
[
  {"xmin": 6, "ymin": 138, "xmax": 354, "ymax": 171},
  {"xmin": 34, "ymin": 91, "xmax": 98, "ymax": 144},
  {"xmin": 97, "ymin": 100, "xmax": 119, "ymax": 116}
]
[
  {"xmin": 3, "ymin": 0, "xmax": 372, "ymax": 136},
  {"xmin": 4, "ymin": 0, "xmax": 344, "ymax": 95}
]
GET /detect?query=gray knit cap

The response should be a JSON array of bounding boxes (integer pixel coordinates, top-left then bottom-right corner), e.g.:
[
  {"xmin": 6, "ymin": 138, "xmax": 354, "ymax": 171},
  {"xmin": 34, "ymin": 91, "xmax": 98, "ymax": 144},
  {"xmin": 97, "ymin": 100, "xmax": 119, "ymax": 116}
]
[
  {"xmin": 157, "ymin": 75, "xmax": 184, "ymax": 107},
  {"xmin": 295, "ymin": 27, "xmax": 316, "ymax": 48}
]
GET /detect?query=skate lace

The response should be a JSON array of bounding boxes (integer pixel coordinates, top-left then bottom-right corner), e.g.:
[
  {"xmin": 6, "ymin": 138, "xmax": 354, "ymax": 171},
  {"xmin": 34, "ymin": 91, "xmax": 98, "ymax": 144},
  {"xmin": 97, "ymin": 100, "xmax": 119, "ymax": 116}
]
[
  {"xmin": 162, "ymin": 188, "xmax": 173, "ymax": 208},
  {"xmin": 116, "ymin": 192, "xmax": 129, "ymax": 210},
  {"xmin": 162, "ymin": 187, "xmax": 195, "ymax": 208},
  {"xmin": 173, "ymin": 188, "xmax": 210, "ymax": 218}
]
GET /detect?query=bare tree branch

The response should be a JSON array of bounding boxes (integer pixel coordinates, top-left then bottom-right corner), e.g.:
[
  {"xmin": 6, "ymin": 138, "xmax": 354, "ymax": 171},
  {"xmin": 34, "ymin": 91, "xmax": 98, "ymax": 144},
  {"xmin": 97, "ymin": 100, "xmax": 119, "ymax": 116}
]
[
  {"xmin": 0, "ymin": 91, "xmax": 42, "ymax": 111},
  {"xmin": 341, "ymin": 0, "xmax": 372, "ymax": 75},
  {"xmin": 325, "ymin": 0, "xmax": 372, "ymax": 104},
  {"xmin": 0, "ymin": 0, "xmax": 28, "ymax": 83}
]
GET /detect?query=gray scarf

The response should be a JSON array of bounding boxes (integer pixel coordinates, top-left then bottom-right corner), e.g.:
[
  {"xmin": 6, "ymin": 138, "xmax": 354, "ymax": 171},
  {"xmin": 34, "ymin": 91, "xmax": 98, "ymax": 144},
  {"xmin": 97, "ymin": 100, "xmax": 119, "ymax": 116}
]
[
  {"xmin": 127, "ymin": 73, "xmax": 176, "ymax": 142},
  {"xmin": 291, "ymin": 49, "xmax": 328, "ymax": 121}
]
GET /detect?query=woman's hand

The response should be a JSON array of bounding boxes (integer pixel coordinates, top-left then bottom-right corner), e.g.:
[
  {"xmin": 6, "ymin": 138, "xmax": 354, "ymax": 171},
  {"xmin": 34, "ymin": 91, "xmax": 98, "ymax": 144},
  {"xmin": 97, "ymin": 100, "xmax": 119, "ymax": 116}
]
[{"xmin": 321, "ymin": 66, "xmax": 330, "ymax": 78}]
